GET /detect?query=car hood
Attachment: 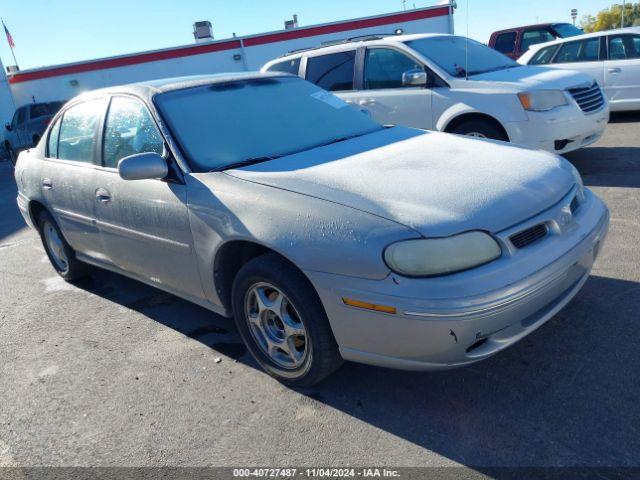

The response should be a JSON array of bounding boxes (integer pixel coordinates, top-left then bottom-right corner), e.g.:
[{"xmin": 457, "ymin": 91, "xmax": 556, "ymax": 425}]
[
  {"xmin": 465, "ymin": 65, "xmax": 595, "ymax": 91},
  {"xmin": 224, "ymin": 127, "xmax": 575, "ymax": 237}
]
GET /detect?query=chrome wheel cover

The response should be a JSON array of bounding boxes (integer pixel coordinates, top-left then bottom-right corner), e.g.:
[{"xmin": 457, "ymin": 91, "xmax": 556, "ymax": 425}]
[
  {"xmin": 43, "ymin": 221, "xmax": 68, "ymax": 272},
  {"xmin": 244, "ymin": 282, "xmax": 308, "ymax": 370}
]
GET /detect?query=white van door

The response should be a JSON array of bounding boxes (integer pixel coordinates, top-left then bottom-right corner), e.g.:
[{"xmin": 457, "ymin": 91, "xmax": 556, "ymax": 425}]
[{"xmin": 604, "ymin": 33, "xmax": 640, "ymax": 111}]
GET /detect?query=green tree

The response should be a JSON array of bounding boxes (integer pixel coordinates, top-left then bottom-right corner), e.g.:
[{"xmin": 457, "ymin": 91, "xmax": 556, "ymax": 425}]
[{"xmin": 581, "ymin": 2, "xmax": 640, "ymax": 32}]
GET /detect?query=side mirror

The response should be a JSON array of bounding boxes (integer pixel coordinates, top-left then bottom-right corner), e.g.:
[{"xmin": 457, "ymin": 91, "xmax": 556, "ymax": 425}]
[
  {"xmin": 5, "ymin": 123, "xmax": 11, "ymax": 131},
  {"xmin": 118, "ymin": 152, "xmax": 168, "ymax": 181},
  {"xmin": 402, "ymin": 68, "xmax": 428, "ymax": 87}
]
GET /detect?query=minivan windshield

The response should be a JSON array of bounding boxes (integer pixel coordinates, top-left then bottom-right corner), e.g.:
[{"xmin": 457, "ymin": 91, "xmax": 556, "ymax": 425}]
[
  {"xmin": 552, "ymin": 23, "xmax": 584, "ymax": 38},
  {"xmin": 154, "ymin": 76, "xmax": 383, "ymax": 172},
  {"xmin": 406, "ymin": 36, "xmax": 518, "ymax": 77}
]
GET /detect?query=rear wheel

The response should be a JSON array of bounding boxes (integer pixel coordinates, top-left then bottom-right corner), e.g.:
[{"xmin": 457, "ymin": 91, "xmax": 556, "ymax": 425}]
[
  {"xmin": 451, "ymin": 119, "xmax": 508, "ymax": 141},
  {"xmin": 231, "ymin": 253, "xmax": 343, "ymax": 386},
  {"xmin": 37, "ymin": 210, "xmax": 86, "ymax": 281}
]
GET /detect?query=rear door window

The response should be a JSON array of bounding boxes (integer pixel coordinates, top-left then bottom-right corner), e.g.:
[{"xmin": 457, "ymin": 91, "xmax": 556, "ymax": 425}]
[
  {"xmin": 30, "ymin": 103, "xmax": 52, "ymax": 119},
  {"xmin": 57, "ymin": 99, "xmax": 105, "ymax": 163},
  {"xmin": 494, "ymin": 32, "xmax": 517, "ymax": 54},
  {"xmin": 305, "ymin": 51, "xmax": 356, "ymax": 91},
  {"xmin": 266, "ymin": 58, "xmax": 301, "ymax": 75}
]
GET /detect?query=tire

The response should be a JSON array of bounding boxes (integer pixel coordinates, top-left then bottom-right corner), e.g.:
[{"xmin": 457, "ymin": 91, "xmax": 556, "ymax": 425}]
[
  {"xmin": 231, "ymin": 253, "xmax": 343, "ymax": 387},
  {"xmin": 37, "ymin": 210, "xmax": 86, "ymax": 281},
  {"xmin": 451, "ymin": 119, "xmax": 508, "ymax": 141},
  {"xmin": 6, "ymin": 144, "xmax": 16, "ymax": 166}
]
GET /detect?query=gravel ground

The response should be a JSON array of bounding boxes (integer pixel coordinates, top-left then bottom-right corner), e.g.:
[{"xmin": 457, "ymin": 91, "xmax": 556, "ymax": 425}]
[{"xmin": 0, "ymin": 115, "xmax": 639, "ymax": 470}]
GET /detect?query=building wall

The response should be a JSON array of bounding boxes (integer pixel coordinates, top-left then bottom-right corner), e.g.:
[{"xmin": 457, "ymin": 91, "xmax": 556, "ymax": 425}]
[{"xmin": 2, "ymin": 7, "xmax": 452, "ymax": 123}]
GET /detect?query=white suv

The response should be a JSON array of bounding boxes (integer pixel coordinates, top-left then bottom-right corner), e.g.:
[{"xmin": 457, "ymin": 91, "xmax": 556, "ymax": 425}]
[
  {"xmin": 263, "ymin": 33, "xmax": 609, "ymax": 154},
  {"xmin": 519, "ymin": 27, "xmax": 640, "ymax": 112}
]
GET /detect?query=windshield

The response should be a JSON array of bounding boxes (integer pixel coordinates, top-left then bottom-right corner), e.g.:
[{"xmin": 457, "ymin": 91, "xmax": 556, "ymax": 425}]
[
  {"xmin": 154, "ymin": 76, "xmax": 383, "ymax": 172},
  {"xmin": 552, "ymin": 23, "xmax": 584, "ymax": 38},
  {"xmin": 406, "ymin": 36, "xmax": 518, "ymax": 78}
]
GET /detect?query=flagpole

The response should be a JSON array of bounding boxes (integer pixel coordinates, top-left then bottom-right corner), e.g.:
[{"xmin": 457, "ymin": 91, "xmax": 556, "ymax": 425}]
[{"xmin": 1, "ymin": 18, "xmax": 18, "ymax": 69}]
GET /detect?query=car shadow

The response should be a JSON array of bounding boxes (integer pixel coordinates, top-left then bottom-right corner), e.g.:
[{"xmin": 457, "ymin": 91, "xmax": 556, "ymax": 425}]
[
  {"xmin": 565, "ymin": 146, "xmax": 640, "ymax": 188},
  {"xmin": 609, "ymin": 111, "xmax": 640, "ymax": 124},
  {"xmin": 73, "ymin": 269, "xmax": 640, "ymax": 467}
]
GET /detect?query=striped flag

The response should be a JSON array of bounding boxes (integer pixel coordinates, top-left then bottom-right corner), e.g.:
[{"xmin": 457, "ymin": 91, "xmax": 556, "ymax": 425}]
[{"xmin": 3, "ymin": 21, "xmax": 15, "ymax": 48}]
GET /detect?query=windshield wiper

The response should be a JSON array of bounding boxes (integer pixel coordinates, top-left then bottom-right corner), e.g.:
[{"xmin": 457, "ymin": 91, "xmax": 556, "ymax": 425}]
[{"xmin": 215, "ymin": 154, "xmax": 284, "ymax": 172}]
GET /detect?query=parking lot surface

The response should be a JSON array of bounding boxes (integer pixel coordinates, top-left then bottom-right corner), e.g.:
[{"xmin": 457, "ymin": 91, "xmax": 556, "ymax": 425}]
[{"xmin": 0, "ymin": 115, "xmax": 639, "ymax": 469}]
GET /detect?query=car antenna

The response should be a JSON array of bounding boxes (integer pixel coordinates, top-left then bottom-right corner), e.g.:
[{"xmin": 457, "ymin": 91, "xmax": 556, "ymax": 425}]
[{"xmin": 465, "ymin": 0, "xmax": 469, "ymax": 81}]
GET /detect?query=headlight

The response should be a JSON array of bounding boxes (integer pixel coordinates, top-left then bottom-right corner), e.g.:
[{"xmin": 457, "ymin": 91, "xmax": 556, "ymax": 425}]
[
  {"xmin": 384, "ymin": 231, "xmax": 502, "ymax": 277},
  {"xmin": 518, "ymin": 90, "xmax": 568, "ymax": 112},
  {"xmin": 569, "ymin": 164, "xmax": 586, "ymax": 201}
]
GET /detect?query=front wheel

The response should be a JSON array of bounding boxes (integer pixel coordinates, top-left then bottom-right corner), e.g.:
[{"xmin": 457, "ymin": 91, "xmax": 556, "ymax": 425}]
[
  {"xmin": 451, "ymin": 120, "xmax": 508, "ymax": 142},
  {"xmin": 231, "ymin": 253, "xmax": 343, "ymax": 387},
  {"xmin": 6, "ymin": 144, "xmax": 16, "ymax": 166}
]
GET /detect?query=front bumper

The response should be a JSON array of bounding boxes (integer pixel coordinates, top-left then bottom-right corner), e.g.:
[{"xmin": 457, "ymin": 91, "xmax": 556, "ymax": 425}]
[
  {"xmin": 504, "ymin": 104, "xmax": 609, "ymax": 154},
  {"xmin": 306, "ymin": 189, "xmax": 609, "ymax": 371}
]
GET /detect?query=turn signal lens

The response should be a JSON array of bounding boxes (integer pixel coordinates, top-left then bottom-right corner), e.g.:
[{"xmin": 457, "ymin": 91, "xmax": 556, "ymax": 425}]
[{"xmin": 342, "ymin": 298, "xmax": 397, "ymax": 315}]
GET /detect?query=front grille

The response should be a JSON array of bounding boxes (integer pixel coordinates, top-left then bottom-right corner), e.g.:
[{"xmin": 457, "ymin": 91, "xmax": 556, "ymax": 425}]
[
  {"xmin": 510, "ymin": 224, "xmax": 548, "ymax": 249},
  {"xmin": 568, "ymin": 83, "xmax": 605, "ymax": 113}
]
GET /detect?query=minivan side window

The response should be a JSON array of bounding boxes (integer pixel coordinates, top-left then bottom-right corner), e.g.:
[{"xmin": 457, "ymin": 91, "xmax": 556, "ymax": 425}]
[
  {"xmin": 529, "ymin": 45, "xmax": 559, "ymax": 65},
  {"xmin": 103, "ymin": 97, "xmax": 164, "ymax": 169},
  {"xmin": 494, "ymin": 32, "xmax": 517, "ymax": 54},
  {"xmin": 521, "ymin": 29, "xmax": 555, "ymax": 52},
  {"xmin": 306, "ymin": 51, "xmax": 356, "ymax": 91},
  {"xmin": 364, "ymin": 48, "xmax": 423, "ymax": 89},
  {"xmin": 608, "ymin": 35, "xmax": 640, "ymax": 60},
  {"xmin": 57, "ymin": 99, "xmax": 104, "ymax": 163},
  {"xmin": 47, "ymin": 118, "xmax": 61, "ymax": 158},
  {"xmin": 266, "ymin": 58, "xmax": 301, "ymax": 75},
  {"xmin": 553, "ymin": 38, "xmax": 600, "ymax": 63}
]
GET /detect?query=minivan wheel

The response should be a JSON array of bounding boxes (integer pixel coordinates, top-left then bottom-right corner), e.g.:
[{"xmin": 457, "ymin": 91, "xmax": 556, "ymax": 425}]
[
  {"xmin": 37, "ymin": 210, "xmax": 86, "ymax": 281},
  {"xmin": 452, "ymin": 119, "xmax": 508, "ymax": 142},
  {"xmin": 231, "ymin": 253, "xmax": 343, "ymax": 387}
]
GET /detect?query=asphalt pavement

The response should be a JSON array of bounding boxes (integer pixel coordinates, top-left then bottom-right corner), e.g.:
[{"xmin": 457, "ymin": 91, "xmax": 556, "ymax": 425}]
[{"xmin": 0, "ymin": 115, "xmax": 639, "ymax": 471}]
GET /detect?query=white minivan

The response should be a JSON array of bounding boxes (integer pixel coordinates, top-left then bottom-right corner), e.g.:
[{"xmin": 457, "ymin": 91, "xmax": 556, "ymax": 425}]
[
  {"xmin": 519, "ymin": 27, "xmax": 640, "ymax": 112},
  {"xmin": 263, "ymin": 33, "xmax": 609, "ymax": 154}
]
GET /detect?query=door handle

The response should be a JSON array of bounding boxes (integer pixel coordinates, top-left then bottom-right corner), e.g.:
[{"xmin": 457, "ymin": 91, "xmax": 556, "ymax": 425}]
[
  {"xmin": 42, "ymin": 178, "xmax": 53, "ymax": 190},
  {"xmin": 608, "ymin": 68, "xmax": 621, "ymax": 73},
  {"xmin": 359, "ymin": 99, "xmax": 377, "ymax": 107},
  {"xmin": 95, "ymin": 188, "xmax": 111, "ymax": 204}
]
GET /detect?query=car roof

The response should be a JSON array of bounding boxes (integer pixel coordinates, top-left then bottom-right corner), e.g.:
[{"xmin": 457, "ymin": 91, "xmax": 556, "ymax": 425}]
[
  {"xmin": 270, "ymin": 33, "xmax": 464, "ymax": 61},
  {"xmin": 526, "ymin": 26, "xmax": 640, "ymax": 53},
  {"xmin": 492, "ymin": 23, "xmax": 560, "ymax": 35},
  {"xmin": 69, "ymin": 72, "xmax": 291, "ymax": 103}
]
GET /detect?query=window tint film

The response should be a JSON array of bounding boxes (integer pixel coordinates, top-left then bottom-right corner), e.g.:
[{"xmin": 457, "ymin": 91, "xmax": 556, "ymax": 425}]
[
  {"xmin": 554, "ymin": 38, "xmax": 600, "ymax": 63},
  {"xmin": 266, "ymin": 58, "xmax": 301, "ymax": 75},
  {"xmin": 58, "ymin": 99, "xmax": 105, "ymax": 163},
  {"xmin": 364, "ymin": 48, "xmax": 422, "ymax": 89},
  {"xmin": 608, "ymin": 35, "xmax": 640, "ymax": 60},
  {"xmin": 103, "ymin": 97, "xmax": 164, "ymax": 169},
  {"xmin": 306, "ymin": 51, "xmax": 356, "ymax": 91},
  {"xmin": 494, "ymin": 32, "xmax": 517, "ymax": 54},
  {"xmin": 47, "ymin": 118, "xmax": 61, "ymax": 158},
  {"xmin": 521, "ymin": 29, "xmax": 555, "ymax": 52},
  {"xmin": 529, "ymin": 45, "xmax": 559, "ymax": 65}
]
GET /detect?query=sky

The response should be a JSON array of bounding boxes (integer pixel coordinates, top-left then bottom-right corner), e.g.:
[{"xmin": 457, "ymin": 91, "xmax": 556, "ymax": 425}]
[{"xmin": 0, "ymin": 0, "xmax": 619, "ymax": 71}]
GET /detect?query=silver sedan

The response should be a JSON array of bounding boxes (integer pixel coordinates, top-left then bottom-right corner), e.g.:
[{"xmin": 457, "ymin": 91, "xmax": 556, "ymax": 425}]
[{"xmin": 15, "ymin": 73, "xmax": 609, "ymax": 386}]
